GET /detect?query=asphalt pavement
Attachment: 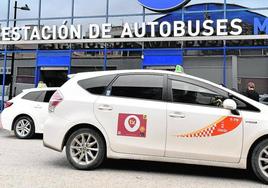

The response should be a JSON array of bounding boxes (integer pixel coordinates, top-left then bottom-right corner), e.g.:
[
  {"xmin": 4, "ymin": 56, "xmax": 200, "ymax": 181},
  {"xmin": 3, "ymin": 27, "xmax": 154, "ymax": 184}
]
[{"xmin": 0, "ymin": 129, "xmax": 266, "ymax": 188}]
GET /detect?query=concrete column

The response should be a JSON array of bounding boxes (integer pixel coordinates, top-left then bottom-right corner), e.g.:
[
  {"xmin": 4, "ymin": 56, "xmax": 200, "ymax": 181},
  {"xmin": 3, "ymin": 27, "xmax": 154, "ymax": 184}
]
[{"xmin": 232, "ymin": 55, "xmax": 238, "ymax": 90}]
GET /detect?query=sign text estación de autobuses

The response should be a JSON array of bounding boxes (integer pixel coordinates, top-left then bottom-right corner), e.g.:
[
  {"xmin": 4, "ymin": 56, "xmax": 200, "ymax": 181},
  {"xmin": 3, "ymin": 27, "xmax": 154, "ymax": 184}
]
[
  {"xmin": 0, "ymin": 18, "xmax": 267, "ymax": 41},
  {"xmin": 0, "ymin": 19, "xmax": 242, "ymax": 41}
]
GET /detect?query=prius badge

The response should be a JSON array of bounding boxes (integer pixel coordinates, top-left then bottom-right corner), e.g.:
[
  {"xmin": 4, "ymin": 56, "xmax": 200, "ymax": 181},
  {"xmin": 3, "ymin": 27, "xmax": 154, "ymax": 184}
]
[{"xmin": 138, "ymin": 0, "xmax": 191, "ymax": 12}]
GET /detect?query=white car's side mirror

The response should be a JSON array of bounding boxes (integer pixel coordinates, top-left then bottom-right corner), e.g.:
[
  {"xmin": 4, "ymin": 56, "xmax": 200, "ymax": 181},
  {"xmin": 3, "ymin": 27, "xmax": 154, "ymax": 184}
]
[{"xmin": 223, "ymin": 99, "xmax": 237, "ymax": 110}]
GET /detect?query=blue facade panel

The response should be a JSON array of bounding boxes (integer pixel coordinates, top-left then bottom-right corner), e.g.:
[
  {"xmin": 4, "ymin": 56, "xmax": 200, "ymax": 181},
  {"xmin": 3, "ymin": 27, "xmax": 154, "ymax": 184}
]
[
  {"xmin": 142, "ymin": 49, "xmax": 183, "ymax": 66},
  {"xmin": 36, "ymin": 52, "xmax": 71, "ymax": 67}
]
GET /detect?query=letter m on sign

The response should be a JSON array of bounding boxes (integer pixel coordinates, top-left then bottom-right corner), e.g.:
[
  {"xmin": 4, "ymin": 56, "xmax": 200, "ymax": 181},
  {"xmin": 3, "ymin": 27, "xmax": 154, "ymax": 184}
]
[{"xmin": 254, "ymin": 18, "xmax": 268, "ymax": 35}]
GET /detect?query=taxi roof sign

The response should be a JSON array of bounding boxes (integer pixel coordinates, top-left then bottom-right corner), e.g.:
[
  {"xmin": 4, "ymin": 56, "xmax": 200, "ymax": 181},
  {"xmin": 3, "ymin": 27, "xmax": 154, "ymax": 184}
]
[{"xmin": 175, "ymin": 65, "xmax": 184, "ymax": 73}]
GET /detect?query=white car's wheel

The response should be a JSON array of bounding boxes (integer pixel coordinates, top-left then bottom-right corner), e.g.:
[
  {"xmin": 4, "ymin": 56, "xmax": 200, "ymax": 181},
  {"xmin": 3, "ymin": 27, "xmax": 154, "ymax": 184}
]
[
  {"xmin": 66, "ymin": 128, "xmax": 106, "ymax": 170},
  {"xmin": 14, "ymin": 116, "xmax": 35, "ymax": 139},
  {"xmin": 251, "ymin": 139, "xmax": 268, "ymax": 184}
]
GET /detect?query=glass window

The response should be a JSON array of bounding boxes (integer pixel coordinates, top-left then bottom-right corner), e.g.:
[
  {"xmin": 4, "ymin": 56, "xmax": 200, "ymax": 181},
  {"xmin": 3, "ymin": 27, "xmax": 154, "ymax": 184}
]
[
  {"xmin": 78, "ymin": 75, "xmax": 116, "ymax": 95},
  {"xmin": 22, "ymin": 91, "xmax": 44, "ymax": 102},
  {"xmin": 16, "ymin": 67, "xmax": 35, "ymax": 84},
  {"xmin": 22, "ymin": 90, "xmax": 55, "ymax": 103},
  {"xmin": 9, "ymin": 0, "xmax": 39, "ymax": 19},
  {"xmin": 230, "ymin": 95, "xmax": 260, "ymax": 112},
  {"xmin": 264, "ymin": 98, "xmax": 268, "ymax": 102},
  {"xmin": 110, "ymin": 74, "xmax": 163, "ymax": 101},
  {"xmin": 109, "ymin": 0, "xmax": 142, "ymax": 14},
  {"xmin": 41, "ymin": 0, "xmax": 72, "ymax": 18},
  {"xmin": 44, "ymin": 90, "xmax": 56, "ymax": 102},
  {"xmin": 171, "ymin": 80, "xmax": 226, "ymax": 107},
  {"xmin": 74, "ymin": 0, "xmax": 107, "ymax": 16},
  {"xmin": 0, "ymin": 0, "xmax": 8, "ymax": 20},
  {"xmin": 227, "ymin": 0, "xmax": 268, "ymax": 9}
]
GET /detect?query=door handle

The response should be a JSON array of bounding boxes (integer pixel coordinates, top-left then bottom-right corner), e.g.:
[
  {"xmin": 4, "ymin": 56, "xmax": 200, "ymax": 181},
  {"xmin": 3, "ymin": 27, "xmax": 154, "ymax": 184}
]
[
  {"xmin": 98, "ymin": 105, "xmax": 113, "ymax": 111},
  {"xmin": 34, "ymin": 105, "xmax": 42, "ymax": 109},
  {"xmin": 169, "ymin": 112, "xmax": 185, "ymax": 118}
]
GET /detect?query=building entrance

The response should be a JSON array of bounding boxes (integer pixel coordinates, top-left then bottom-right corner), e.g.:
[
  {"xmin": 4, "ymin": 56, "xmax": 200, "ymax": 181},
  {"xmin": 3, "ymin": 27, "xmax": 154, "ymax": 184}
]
[{"xmin": 40, "ymin": 67, "xmax": 68, "ymax": 87}]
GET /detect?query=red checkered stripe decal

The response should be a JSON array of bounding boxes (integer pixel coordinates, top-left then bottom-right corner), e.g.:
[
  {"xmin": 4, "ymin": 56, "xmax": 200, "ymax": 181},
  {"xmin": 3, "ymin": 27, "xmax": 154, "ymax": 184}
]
[{"xmin": 177, "ymin": 116, "xmax": 243, "ymax": 138}]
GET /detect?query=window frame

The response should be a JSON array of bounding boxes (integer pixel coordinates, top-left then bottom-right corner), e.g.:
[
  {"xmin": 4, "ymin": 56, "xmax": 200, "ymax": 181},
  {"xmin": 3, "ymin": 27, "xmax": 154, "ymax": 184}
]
[{"xmin": 105, "ymin": 73, "xmax": 168, "ymax": 102}]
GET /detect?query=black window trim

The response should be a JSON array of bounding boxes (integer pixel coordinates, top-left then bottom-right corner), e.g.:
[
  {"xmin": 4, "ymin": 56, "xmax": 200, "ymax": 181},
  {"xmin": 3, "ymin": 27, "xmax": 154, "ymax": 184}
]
[{"xmin": 105, "ymin": 73, "xmax": 168, "ymax": 102}]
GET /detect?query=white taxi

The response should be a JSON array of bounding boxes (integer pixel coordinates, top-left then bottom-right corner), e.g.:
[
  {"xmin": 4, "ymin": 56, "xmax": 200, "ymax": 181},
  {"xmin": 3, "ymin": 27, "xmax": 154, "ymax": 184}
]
[{"xmin": 43, "ymin": 70, "xmax": 268, "ymax": 184}]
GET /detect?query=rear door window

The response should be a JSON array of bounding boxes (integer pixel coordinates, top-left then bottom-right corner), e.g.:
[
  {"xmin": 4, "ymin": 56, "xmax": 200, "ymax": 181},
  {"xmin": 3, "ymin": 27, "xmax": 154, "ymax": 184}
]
[
  {"xmin": 109, "ymin": 74, "xmax": 164, "ymax": 101},
  {"xmin": 171, "ymin": 80, "xmax": 227, "ymax": 108}
]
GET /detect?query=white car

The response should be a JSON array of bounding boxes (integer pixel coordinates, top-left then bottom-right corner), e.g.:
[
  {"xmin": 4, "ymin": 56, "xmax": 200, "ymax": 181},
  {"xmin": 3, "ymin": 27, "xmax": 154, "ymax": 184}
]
[
  {"xmin": 1, "ymin": 87, "xmax": 58, "ymax": 139},
  {"xmin": 43, "ymin": 70, "xmax": 268, "ymax": 184}
]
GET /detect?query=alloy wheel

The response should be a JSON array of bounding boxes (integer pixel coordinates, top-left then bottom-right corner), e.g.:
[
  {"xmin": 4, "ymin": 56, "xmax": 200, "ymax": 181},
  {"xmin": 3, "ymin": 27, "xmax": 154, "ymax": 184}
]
[
  {"xmin": 15, "ymin": 119, "xmax": 31, "ymax": 137},
  {"xmin": 258, "ymin": 146, "xmax": 268, "ymax": 178},
  {"xmin": 70, "ymin": 133, "xmax": 99, "ymax": 165}
]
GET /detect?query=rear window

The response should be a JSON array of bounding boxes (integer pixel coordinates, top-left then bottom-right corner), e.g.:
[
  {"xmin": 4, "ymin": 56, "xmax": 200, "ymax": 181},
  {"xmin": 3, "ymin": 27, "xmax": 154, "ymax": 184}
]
[
  {"xmin": 22, "ymin": 90, "xmax": 56, "ymax": 103},
  {"xmin": 22, "ymin": 91, "xmax": 44, "ymax": 102},
  {"xmin": 78, "ymin": 75, "xmax": 116, "ymax": 95}
]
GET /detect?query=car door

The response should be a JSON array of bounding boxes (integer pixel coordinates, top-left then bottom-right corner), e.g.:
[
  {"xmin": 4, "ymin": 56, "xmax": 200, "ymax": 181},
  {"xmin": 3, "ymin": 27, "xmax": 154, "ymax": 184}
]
[
  {"xmin": 94, "ymin": 74, "xmax": 167, "ymax": 156},
  {"xmin": 165, "ymin": 77, "xmax": 243, "ymax": 163}
]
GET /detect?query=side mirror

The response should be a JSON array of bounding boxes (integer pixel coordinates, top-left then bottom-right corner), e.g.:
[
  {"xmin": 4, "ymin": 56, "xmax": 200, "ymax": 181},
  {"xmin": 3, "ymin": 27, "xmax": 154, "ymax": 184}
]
[{"xmin": 223, "ymin": 99, "xmax": 237, "ymax": 110}]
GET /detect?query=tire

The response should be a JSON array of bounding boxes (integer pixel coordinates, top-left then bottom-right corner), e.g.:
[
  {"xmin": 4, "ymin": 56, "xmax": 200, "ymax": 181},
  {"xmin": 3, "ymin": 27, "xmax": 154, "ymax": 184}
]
[
  {"xmin": 66, "ymin": 128, "xmax": 106, "ymax": 170},
  {"xmin": 13, "ymin": 116, "xmax": 35, "ymax": 139},
  {"xmin": 251, "ymin": 139, "xmax": 268, "ymax": 184}
]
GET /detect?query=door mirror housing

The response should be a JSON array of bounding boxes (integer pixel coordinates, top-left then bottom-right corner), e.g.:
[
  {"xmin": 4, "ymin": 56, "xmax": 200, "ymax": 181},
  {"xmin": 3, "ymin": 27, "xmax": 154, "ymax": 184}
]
[{"xmin": 223, "ymin": 99, "xmax": 237, "ymax": 110}]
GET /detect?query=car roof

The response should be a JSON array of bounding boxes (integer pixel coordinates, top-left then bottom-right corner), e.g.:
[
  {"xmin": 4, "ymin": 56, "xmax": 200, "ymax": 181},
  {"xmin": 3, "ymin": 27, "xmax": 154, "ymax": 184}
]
[
  {"xmin": 71, "ymin": 69, "xmax": 223, "ymax": 88},
  {"xmin": 22, "ymin": 87, "xmax": 59, "ymax": 93},
  {"xmin": 72, "ymin": 69, "xmax": 197, "ymax": 81}
]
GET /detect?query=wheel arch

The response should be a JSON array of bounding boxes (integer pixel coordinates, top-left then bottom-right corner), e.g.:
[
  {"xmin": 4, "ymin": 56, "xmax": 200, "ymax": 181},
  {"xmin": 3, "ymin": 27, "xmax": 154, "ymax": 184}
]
[
  {"xmin": 12, "ymin": 114, "xmax": 34, "ymax": 130},
  {"xmin": 247, "ymin": 134, "xmax": 268, "ymax": 169},
  {"xmin": 62, "ymin": 123, "xmax": 107, "ymax": 151}
]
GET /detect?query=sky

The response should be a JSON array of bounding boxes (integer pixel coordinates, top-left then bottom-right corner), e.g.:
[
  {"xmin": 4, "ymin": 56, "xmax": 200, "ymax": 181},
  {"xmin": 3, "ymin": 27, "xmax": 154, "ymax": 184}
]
[{"xmin": 0, "ymin": 0, "xmax": 267, "ymax": 26}]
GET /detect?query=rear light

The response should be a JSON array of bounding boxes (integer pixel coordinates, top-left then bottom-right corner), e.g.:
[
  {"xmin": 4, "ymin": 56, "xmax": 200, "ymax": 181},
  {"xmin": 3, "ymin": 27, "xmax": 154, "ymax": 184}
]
[
  {"xmin": 4, "ymin": 101, "xmax": 13, "ymax": 109},
  {"xmin": 49, "ymin": 90, "xmax": 63, "ymax": 112}
]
